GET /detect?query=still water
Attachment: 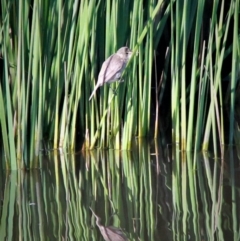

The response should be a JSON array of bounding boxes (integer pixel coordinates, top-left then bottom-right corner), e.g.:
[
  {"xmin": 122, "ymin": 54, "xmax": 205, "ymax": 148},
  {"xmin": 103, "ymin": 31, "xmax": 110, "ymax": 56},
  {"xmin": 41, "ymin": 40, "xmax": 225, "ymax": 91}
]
[{"xmin": 0, "ymin": 143, "xmax": 239, "ymax": 241}]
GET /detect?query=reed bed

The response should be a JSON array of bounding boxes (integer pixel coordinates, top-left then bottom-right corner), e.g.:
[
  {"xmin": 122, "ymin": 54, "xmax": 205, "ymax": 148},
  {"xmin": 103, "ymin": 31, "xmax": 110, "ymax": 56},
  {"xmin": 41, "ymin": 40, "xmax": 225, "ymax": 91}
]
[{"xmin": 0, "ymin": 0, "xmax": 239, "ymax": 168}]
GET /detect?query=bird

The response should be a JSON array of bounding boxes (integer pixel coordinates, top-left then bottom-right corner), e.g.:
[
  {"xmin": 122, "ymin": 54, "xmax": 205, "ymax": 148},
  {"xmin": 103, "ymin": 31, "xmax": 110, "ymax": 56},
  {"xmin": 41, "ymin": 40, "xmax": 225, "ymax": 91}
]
[
  {"xmin": 89, "ymin": 207, "xmax": 128, "ymax": 241},
  {"xmin": 89, "ymin": 46, "xmax": 132, "ymax": 101}
]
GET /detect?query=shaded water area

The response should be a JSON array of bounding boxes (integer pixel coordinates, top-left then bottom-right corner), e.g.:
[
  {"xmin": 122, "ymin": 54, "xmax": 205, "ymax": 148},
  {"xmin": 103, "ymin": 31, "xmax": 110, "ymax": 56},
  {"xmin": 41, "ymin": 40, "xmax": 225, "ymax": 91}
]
[{"xmin": 0, "ymin": 143, "xmax": 240, "ymax": 241}]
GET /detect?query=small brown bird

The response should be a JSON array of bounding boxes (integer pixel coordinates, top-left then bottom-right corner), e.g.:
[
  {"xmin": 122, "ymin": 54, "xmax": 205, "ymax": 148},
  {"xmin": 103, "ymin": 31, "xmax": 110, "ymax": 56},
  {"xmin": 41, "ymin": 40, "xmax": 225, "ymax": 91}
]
[
  {"xmin": 90, "ymin": 207, "xmax": 128, "ymax": 241},
  {"xmin": 89, "ymin": 47, "xmax": 132, "ymax": 101}
]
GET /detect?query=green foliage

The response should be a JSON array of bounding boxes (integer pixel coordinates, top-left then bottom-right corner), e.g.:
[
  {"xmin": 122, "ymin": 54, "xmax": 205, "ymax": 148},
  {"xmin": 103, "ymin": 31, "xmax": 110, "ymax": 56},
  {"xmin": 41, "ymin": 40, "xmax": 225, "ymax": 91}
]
[{"xmin": 170, "ymin": 0, "xmax": 240, "ymax": 155}]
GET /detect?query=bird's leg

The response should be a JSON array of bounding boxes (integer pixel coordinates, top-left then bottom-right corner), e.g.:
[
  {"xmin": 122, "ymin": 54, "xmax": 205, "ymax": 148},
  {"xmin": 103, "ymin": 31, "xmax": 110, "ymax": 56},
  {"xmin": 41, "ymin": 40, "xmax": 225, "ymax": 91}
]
[
  {"xmin": 109, "ymin": 86, "xmax": 117, "ymax": 95},
  {"xmin": 109, "ymin": 77, "xmax": 125, "ymax": 96}
]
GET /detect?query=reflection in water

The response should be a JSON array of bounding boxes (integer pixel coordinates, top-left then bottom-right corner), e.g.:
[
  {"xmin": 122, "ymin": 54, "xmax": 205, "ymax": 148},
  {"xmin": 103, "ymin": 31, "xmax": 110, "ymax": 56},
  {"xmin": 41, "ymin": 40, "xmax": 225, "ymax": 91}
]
[
  {"xmin": 0, "ymin": 144, "xmax": 239, "ymax": 240},
  {"xmin": 90, "ymin": 207, "xmax": 128, "ymax": 241}
]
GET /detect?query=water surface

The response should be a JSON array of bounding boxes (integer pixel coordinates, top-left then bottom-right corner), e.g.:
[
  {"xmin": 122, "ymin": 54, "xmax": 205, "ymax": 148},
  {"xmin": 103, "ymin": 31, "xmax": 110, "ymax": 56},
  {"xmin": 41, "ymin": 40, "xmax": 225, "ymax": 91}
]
[{"xmin": 0, "ymin": 144, "xmax": 239, "ymax": 240}]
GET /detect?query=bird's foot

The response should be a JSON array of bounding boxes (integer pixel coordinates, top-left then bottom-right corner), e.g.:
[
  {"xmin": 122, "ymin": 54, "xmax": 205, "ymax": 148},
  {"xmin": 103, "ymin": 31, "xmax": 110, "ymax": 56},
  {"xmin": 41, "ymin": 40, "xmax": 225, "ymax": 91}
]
[{"xmin": 109, "ymin": 86, "xmax": 117, "ymax": 95}]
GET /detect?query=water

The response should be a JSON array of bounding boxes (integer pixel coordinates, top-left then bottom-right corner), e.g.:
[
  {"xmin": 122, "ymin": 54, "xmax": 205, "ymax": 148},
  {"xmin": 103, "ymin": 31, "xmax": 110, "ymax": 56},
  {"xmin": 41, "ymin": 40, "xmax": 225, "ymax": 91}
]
[{"xmin": 0, "ymin": 144, "xmax": 239, "ymax": 241}]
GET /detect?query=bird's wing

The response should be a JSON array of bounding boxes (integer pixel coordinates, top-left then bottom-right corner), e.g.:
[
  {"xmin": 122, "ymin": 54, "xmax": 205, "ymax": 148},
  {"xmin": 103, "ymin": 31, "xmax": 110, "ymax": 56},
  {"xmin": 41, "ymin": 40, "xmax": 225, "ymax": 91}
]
[{"xmin": 98, "ymin": 54, "xmax": 125, "ymax": 84}]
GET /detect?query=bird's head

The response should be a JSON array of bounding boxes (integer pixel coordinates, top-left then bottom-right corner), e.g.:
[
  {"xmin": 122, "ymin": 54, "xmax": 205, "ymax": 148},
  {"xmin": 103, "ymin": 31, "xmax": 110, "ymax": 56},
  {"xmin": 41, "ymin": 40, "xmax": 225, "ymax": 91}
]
[{"xmin": 117, "ymin": 47, "xmax": 132, "ymax": 61}]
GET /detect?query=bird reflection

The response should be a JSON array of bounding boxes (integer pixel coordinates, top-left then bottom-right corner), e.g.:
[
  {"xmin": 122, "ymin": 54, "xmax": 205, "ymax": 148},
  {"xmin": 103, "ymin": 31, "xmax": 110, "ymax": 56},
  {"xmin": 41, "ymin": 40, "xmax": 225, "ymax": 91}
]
[{"xmin": 89, "ymin": 207, "xmax": 128, "ymax": 241}]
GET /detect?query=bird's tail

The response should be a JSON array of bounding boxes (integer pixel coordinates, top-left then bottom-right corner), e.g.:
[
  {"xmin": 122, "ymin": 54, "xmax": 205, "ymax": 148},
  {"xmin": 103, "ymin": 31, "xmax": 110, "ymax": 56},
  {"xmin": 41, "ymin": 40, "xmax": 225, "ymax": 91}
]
[{"xmin": 89, "ymin": 84, "xmax": 99, "ymax": 101}]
